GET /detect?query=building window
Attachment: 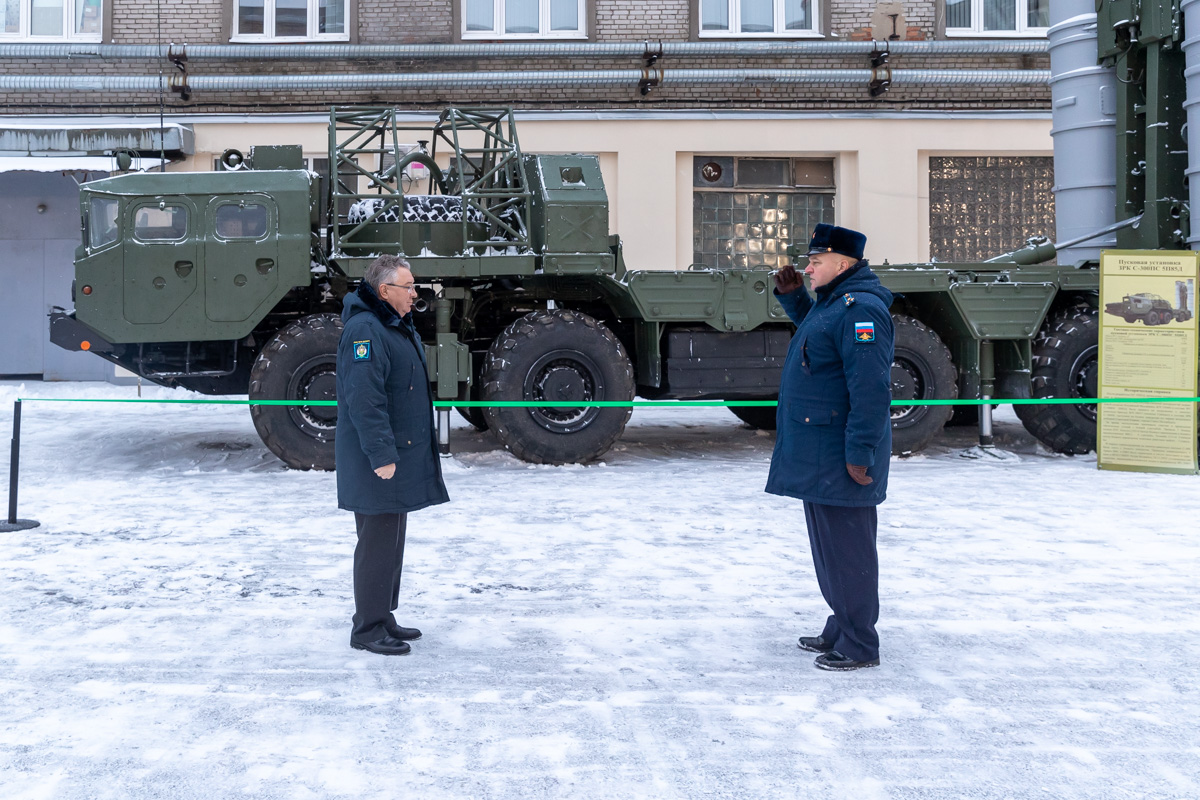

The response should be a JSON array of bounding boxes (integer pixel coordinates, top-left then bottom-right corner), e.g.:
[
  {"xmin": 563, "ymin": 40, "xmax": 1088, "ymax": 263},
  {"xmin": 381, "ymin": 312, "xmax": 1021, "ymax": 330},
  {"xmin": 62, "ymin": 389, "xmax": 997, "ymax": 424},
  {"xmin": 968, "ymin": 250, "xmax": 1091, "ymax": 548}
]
[
  {"xmin": 928, "ymin": 156, "xmax": 1055, "ymax": 262},
  {"xmin": 945, "ymin": 0, "xmax": 1048, "ymax": 37},
  {"xmin": 698, "ymin": 0, "xmax": 819, "ymax": 38},
  {"xmin": 0, "ymin": 0, "xmax": 103, "ymax": 40},
  {"xmin": 693, "ymin": 156, "xmax": 835, "ymax": 269},
  {"xmin": 232, "ymin": 0, "xmax": 348, "ymax": 41},
  {"xmin": 463, "ymin": 0, "xmax": 586, "ymax": 39}
]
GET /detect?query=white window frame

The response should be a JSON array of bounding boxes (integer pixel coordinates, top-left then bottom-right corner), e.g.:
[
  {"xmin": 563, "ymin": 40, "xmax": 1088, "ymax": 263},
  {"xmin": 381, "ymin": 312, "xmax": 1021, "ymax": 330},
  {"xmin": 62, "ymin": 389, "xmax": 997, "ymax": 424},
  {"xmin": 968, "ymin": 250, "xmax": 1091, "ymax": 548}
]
[
  {"xmin": 0, "ymin": 0, "xmax": 103, "ymax": 42},
  {"xmin": 461, "ymin": 0, "xmax": 587, "ymax": 40},
  {"xmin": 231, "ymin": 0, "xmax": 350, "ymax": 43},
  {"xmin": 944, "ymin": 0, "xmax": 1048, "ymax": 38},
  {"xmin": 698, "ymin": 0, "xmax": 821, "ymax": 39}
]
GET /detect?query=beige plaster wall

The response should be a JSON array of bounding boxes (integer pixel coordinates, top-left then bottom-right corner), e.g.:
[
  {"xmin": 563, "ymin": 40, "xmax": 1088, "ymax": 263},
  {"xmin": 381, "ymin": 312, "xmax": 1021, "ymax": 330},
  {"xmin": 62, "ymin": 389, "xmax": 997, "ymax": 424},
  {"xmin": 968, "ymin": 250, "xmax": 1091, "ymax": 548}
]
[{"xmin": 181, "ymin": 114, "xmax": 1053, "ymax": 269}]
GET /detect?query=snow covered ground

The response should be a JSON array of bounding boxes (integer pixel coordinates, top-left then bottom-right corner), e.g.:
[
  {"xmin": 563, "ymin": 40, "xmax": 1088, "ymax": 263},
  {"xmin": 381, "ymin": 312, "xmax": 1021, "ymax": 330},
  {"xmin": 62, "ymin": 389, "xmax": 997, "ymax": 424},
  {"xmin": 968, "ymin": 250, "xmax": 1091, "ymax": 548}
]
[{"xmin": 0, "ymin": 380, "xmax": 1197, "ymax": 800}]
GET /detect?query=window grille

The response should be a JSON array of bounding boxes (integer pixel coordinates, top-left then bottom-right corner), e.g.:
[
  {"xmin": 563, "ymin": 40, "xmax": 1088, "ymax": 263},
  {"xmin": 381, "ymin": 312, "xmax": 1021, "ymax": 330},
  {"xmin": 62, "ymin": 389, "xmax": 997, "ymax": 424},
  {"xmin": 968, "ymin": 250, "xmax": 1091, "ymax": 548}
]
[{"xmin": 928, "ymin": 156, "xmax": 1056, "ymax": 262}]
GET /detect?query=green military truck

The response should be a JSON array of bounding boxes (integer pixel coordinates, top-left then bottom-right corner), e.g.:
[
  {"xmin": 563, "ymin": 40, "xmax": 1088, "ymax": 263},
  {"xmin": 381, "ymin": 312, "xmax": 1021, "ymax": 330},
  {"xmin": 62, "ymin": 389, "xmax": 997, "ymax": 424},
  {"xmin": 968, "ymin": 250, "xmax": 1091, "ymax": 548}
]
[
  {"xmin": 1104, "ymin": 293, "xmax": 1193, "ymax": 325},
  {"xmin": 50, "ymin": 106, "xmax": 1101, "ymax": 469}
]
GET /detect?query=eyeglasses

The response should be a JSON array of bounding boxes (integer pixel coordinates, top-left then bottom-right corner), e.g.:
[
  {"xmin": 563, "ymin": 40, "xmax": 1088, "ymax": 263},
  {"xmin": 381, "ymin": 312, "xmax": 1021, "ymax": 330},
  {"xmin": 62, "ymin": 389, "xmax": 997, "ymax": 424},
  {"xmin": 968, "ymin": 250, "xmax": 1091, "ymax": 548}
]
[{"xmin": 382, "ymin": 283, "xmax": 418, "ymax": 294}]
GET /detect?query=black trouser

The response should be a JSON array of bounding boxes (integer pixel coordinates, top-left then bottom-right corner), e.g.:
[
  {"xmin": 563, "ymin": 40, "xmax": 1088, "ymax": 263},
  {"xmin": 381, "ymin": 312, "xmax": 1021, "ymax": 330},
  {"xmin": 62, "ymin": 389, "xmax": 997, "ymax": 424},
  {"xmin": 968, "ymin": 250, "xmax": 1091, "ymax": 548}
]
[
  {"xmin": 351, "ymin": 512, "xmax": 407, "ymax": 644},
  {"xmin": 803, "ymin": 501, "xmax": 880, "ymax": 662}
]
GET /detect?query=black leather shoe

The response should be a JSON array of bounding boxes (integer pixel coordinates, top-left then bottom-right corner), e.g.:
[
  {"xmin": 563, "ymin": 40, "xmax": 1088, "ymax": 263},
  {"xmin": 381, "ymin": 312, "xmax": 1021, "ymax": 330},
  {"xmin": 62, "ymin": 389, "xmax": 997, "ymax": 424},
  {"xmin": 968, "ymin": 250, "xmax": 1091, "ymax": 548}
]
[
  {"xmin": 351, "ymin": 635, "xmax": 412, "ymax": 656},
  {"xmin": 386, "ymin": 623, "xmax": 422, "ymax": 641},
  {"xmin": 798, "ymin": 635, "xmax": 834, "ymax": 653},
  {"xmin": 814, "ymin": 650, "xmax": 879, "ymax": 671}
]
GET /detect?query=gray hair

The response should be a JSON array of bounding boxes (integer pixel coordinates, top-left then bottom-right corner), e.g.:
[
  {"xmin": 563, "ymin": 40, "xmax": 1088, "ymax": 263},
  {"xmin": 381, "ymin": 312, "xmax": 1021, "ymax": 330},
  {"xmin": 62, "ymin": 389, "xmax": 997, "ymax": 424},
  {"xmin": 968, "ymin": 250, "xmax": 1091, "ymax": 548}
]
[{"xmin": 363, "ymin": 254, "xmax": 411, "ymax": 291}]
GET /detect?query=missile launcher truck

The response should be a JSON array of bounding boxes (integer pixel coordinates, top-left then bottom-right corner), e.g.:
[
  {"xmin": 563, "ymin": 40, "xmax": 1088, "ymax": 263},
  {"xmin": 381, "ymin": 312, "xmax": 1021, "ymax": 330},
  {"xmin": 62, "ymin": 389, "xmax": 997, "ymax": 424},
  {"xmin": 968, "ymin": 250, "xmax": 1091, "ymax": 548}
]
[
  {"xmin": 1104, "ymin": 293, "xmax": 1193, "ymax": 325},
  {"xmin": 69, "ymin": 0, "xmax": 1200, "ymax": 473},
  {"xmin": 48, "ymin": 100, "xmax": 1112, "ymax": 469}
]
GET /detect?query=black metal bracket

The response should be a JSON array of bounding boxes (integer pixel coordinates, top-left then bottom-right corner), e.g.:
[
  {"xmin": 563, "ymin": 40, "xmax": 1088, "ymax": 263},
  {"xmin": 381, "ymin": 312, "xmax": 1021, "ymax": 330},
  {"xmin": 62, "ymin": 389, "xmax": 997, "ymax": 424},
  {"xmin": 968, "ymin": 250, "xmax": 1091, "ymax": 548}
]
[
  {"xmin": 869, "ymin": 43, "xmax": 891, "ymax": 97},
  {"xmin": 168, "ymin": 43, "xmax": 191, "ymax": 101},
  {"xmin": 639, "ymin": 67, "xmax": 662, "ymax": 96},
  {"xmin": 643, "ymin": 39, "xmax": 663, "ymax": 67}
]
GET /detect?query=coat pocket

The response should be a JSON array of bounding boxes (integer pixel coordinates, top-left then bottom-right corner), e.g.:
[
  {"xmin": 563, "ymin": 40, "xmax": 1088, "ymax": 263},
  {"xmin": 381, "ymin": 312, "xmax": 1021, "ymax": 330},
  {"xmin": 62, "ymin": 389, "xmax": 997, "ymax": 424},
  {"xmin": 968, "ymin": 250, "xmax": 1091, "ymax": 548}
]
[
  {"xmin": 392, "ymin": 408, "xmax": 433, "ymax": 449},
  {"xmin": 789, "ymin": 405, "xmax": 836, "ymax": 425}
]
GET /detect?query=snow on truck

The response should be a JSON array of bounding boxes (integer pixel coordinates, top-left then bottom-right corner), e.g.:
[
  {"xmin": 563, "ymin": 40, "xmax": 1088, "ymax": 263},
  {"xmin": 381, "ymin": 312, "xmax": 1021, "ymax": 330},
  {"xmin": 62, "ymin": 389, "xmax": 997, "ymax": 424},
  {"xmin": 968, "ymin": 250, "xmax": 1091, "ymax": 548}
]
[{"xmin": 51, "ymin": 102, "xmax": 1113, "ymax": 469}]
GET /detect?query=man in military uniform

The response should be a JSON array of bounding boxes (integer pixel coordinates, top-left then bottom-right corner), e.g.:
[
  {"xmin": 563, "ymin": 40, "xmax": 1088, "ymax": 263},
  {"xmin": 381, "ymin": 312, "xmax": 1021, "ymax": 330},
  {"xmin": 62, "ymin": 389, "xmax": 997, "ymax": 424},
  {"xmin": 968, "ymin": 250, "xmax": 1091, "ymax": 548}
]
[
  {"xmin": 336, "ymin": 254, "xmax": 449, "ymax": 656},
  {"xmin": 766, "ymin": 223, "xmax": 895, "ymax": 671}
]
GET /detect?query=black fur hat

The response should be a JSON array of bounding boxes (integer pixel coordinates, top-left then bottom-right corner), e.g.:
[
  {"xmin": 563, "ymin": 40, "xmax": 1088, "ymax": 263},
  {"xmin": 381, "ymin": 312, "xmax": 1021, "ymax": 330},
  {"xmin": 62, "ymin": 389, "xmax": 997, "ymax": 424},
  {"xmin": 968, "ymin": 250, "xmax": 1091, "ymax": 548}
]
[{"xmin": 806, "ymin": 223, "xmax": 867, "ymax": 260}]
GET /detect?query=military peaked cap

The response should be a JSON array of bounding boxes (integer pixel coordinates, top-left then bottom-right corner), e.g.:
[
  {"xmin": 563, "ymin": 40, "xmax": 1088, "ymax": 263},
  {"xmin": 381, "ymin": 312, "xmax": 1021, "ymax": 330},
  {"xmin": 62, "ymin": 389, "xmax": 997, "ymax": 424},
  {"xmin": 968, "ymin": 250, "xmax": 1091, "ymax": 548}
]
[{"xmin": 807, "ymin": 223, "xmax": 867, "ymax": 260}]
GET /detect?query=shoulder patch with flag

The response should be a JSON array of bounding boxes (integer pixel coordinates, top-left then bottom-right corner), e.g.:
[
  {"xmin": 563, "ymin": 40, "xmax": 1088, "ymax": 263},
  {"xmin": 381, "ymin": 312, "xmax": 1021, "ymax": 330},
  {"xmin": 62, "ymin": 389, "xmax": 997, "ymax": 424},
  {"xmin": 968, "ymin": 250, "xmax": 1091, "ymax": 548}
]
[
  {"xmin": 353, "ymin": 340, "xmax": 371, "ymax": 361},
  {"xmin": 854, "ymin": 322, "xmax": 875, "ymax": 343}
]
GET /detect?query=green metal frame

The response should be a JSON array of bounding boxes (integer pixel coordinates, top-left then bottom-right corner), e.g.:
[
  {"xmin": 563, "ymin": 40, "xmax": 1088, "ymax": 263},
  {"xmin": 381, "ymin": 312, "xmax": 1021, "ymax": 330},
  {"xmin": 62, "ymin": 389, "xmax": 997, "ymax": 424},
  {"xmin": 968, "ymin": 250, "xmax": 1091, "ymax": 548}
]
[{"xmin": 430, "ymin": 107, "xmax": 533, "ymax": 253}]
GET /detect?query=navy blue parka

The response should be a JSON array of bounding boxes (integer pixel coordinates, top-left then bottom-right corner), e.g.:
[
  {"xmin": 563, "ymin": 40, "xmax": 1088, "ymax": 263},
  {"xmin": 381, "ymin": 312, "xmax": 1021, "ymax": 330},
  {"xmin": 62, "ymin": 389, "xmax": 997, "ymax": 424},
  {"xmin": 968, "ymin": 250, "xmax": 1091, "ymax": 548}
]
[
  {"xmin": 335, "ymin": 282, "xmax": 449, "ymax": 515},
  {"xmin": 765, "ymin": 262, "xmax": 895, "ymax": 507}
]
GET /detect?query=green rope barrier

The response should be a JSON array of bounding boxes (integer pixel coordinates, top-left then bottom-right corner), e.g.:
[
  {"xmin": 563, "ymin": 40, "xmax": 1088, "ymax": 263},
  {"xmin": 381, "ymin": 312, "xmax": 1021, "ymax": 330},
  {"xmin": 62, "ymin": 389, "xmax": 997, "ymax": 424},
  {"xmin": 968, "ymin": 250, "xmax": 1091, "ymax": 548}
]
[{"xmin": 16, "ymin": 397, "xmax": 1200, "ymax": 407}]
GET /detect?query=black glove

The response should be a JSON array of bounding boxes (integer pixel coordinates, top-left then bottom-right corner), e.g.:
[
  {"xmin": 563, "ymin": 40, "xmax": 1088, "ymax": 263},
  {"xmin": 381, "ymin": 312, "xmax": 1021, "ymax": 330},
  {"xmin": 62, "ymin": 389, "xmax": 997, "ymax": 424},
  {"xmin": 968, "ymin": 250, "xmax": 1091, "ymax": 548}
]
[{"xmin": 773, "ymin": 265, "xmax": 805, "ymax": 294}]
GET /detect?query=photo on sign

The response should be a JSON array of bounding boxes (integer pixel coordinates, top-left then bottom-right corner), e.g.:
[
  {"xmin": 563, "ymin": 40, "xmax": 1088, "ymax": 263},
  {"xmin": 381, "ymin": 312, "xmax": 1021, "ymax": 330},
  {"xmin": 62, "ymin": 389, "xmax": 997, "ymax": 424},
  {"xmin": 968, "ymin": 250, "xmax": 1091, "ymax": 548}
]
[{"xmin": 1101, "ymin": 276, "xmax": 1195, "ymax": 328}]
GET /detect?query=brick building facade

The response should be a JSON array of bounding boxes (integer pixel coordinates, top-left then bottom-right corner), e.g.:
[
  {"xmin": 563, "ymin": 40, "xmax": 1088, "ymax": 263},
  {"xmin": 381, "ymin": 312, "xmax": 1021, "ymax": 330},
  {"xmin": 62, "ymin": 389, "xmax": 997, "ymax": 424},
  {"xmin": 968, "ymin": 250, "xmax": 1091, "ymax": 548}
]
[{"xmin": 0, "ymin": 0, "xmax": 1049, "ymax": 113}]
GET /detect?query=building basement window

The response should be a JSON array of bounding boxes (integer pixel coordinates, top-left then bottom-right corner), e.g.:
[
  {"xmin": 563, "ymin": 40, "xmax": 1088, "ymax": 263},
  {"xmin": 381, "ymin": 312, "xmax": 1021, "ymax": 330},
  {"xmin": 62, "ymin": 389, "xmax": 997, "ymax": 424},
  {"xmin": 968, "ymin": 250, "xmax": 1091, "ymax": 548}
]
[
  {"xmin": 1, "ymin": 0, "xmax": 103, "ymax": 41},
  {"xmin": 945, "ymin": 0, "xmax": 1048, "ymax": 37},
  {"xmin": 699, "ymin": 0, "xmax": 819, "ymax": 38},
  {"xmin": 233, "ymin": 0, "xmax": 348, "ymax": 41},
  {"xmin": 693, "ymin": 156, "xmax": 835, "ymax": 269},
  {"xmin": 463, "ymin": 0, "xmax": 586, "ymax": 39}
]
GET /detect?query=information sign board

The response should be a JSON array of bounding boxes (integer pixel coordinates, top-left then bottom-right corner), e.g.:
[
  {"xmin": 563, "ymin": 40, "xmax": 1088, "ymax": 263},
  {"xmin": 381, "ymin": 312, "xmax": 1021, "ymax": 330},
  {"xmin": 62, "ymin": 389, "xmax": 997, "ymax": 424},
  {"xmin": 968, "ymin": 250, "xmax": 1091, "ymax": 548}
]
[{"xmin": 1098, "ymin": 251, "xmax": 1199, "ymax": 474}]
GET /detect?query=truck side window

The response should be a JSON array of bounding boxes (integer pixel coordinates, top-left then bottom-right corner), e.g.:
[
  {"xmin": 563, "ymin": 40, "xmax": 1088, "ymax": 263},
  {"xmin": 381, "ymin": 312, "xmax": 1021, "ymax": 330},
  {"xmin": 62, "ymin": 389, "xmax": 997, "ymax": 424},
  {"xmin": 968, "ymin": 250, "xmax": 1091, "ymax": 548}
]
[
  {"xmin": 134, "ymin": 205, "xmax": 189, "ymax": 241},
  {"xmin": 215, "ymin": 203, "xmax": 269, "ymax": 239},
  {"xmin": 89, "ymin": 197, "xmax": 119, "ymax": 249}
]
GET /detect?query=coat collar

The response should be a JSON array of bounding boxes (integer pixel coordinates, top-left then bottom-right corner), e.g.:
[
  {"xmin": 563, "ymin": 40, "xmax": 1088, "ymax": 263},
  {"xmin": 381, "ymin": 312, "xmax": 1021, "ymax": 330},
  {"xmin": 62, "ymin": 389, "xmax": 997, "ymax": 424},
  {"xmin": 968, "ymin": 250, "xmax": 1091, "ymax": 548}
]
[
  {"xmin": 354, "ymin": 281, "xmax": 408, "ymax": 328},
  {"xmin": 815, "ymin": 260, "xmax": 869, "ymax": 298}
]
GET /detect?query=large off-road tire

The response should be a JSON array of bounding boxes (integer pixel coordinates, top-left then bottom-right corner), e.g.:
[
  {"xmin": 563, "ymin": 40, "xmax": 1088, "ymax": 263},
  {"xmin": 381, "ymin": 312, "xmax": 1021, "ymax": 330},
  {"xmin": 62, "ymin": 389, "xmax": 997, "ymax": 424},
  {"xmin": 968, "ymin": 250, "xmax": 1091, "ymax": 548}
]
[
  {"xmin": 729, "ymin": 403, "xmax": 778, "ymax": 430},
  {"xmin": 1015, "ymin": 307, "xmax": 1098, "ymax": 455},
  {"xmin": 249, "ymin": 314, "xmax": 342, "ymax": 470},
  {"xmin": 480, "ymin": 309, "xmax": 634, "ymax": 464},
  {"xmin": 890, "ymin": 315, "xmax": 958, "ymax": 454}
]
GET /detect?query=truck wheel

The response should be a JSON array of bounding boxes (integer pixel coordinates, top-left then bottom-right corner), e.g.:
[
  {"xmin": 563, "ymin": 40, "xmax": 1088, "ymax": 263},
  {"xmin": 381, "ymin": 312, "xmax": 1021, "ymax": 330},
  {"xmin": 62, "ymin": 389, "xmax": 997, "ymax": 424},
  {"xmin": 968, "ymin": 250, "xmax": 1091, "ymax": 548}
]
[
  {"xmin": 890, "ymin": 315, "xmax": 958, "ymax": 454},
  {"xmin": 481, "ymin": 309, "xmax": 634, "ymax": 464},
  {"xmin": 249, "ymin": 314, "xmax": 342, "ymax": 470},
  {"xmin": 1015, "ymin": 307, "xmax": 1098, "ymax": 455},
  {"xmin": 729, "ymin": 403, "xmax": 778, "ymax": 430},
  {"xmin": 1145, "ymin": 310, "xmax": 1161, "ymax": 326}
]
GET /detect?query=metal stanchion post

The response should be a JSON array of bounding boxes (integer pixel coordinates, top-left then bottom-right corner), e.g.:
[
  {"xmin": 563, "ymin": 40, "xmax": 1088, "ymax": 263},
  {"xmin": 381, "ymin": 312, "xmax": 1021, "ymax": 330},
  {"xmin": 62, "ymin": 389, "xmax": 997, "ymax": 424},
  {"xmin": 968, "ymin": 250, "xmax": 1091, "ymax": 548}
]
[
  {"xmin": 3, "ymin": 400, "xmax": 40, "ymax": 532},
  {"xmin": 438, "ymin": 407, "xmax": 451, "ymax": 456},
  {"xmin": 978, "ymin": 339, "xmax": 996, "ymax": 449}
]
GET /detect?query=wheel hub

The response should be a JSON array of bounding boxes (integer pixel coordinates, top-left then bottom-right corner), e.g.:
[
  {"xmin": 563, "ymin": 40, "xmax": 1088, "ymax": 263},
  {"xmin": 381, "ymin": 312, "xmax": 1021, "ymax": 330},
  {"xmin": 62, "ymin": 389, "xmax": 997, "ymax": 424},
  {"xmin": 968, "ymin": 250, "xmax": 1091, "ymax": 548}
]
[
  {"xmin": 890, "ymin": 358, "xmax": 927, "ymax": 424},
  {"xmin": 1070, "ymin": 344, "xmax": 1099, "ymax": 423},
  {"xmin": 524, "ymin": 350, "xmax": 605, "ymax": 434},
  {"xmin": 286, "ymin": 355, "xmax": 338, "ymax": 439}
]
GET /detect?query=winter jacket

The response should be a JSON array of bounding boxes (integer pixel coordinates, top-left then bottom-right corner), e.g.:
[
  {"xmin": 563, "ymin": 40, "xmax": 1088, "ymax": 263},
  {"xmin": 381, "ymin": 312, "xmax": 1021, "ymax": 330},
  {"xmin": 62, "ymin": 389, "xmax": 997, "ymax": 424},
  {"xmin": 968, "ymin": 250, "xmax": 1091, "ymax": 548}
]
[
  {"xmin": 765, "ymin": 262, "xmax": 895, "ymax": 507},
  {"xmin": 335, "ymin": 282, "xmax": 449, "ymax": 515}
]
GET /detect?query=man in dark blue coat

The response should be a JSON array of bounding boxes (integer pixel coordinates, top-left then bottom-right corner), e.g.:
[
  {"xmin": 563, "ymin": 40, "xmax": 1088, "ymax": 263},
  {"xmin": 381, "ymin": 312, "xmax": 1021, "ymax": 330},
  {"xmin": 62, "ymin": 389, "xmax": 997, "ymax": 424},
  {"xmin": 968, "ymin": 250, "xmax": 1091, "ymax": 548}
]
[
  {"xmin": 766, "ymin": 223, "xmax": 894, "ymax": 671},
  {"xmin": 336, "ymin": 254, "xmax": 449, "ymax": 656}
]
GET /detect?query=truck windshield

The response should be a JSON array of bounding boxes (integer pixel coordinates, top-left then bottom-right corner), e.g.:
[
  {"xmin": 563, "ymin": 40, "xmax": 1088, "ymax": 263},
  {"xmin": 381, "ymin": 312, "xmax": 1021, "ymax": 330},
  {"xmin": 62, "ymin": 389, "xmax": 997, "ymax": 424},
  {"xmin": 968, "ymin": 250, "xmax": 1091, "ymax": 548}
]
[{"xmin": 88, "ymin": 196, "xmax": 119, "ymax": 249}]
